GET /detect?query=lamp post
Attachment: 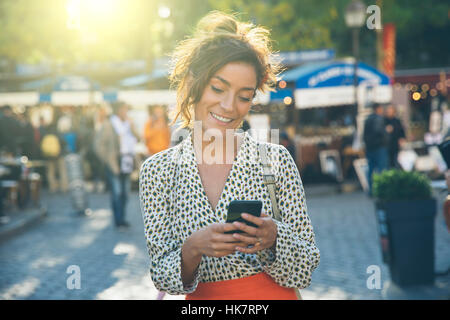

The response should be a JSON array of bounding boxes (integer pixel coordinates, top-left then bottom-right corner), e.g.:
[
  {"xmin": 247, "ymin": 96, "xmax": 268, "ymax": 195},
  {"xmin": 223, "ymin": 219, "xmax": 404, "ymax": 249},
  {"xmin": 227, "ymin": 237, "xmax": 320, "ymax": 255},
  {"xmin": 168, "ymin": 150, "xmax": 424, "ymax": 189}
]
[
  {"xmin": 345, "ymin": 0, "xmax": 366, "ymax": 150},
  {"xmin": 345, "ymin": 0, "xmax": 366, "ymax": 108}
]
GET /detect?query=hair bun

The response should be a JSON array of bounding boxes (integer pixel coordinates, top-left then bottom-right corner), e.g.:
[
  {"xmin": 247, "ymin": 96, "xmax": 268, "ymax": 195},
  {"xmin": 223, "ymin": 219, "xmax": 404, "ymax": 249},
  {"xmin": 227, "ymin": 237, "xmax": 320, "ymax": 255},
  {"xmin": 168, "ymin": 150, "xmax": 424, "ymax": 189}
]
[{"xmin": 197, "ymin": 11, "xmax": 238, "ymax": 35}]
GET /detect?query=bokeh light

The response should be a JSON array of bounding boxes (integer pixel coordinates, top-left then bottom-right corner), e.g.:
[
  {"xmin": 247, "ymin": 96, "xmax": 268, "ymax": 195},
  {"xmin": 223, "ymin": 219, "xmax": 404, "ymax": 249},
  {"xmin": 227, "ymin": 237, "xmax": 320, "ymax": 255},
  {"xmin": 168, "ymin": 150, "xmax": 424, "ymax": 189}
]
[
  {"xmin": 283, "ymin": 96, "xmax": 292, "ymax": 105},
  {"xmin": 158, "ymin": 5, "xmax": 171, "ymax": 19},
  {"xmin": 412, "ymin": 92, "xmax": 421, "ymax": 101}
]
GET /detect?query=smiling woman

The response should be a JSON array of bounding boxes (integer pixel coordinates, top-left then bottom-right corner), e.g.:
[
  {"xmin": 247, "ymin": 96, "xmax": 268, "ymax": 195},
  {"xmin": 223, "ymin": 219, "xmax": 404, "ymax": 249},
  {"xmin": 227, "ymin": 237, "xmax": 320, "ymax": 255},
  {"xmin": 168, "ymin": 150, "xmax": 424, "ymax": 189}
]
[
  {"xmin": 168, "ymin": 11, "xmax": 280, "ymax": 130},
  {"xmin": 139, "ymin": 11, "xmax": 320, "ymax": 300}
]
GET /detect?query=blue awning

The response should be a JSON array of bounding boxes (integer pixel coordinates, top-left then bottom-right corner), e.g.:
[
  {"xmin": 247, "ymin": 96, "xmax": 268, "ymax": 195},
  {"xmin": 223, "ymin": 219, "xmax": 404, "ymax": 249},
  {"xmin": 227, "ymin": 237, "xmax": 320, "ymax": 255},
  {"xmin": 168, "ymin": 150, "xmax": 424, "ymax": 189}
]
[
  {"xmin": 276, "ymin": 60, "xmax": 392, "ymax": 108},
  {"xmin": 270, "ymin": 88, "xmax": 293, "ymax": 102},
  {"xmin": 280, "ymin": 60, "xmax": 390, "ymax": 88}
]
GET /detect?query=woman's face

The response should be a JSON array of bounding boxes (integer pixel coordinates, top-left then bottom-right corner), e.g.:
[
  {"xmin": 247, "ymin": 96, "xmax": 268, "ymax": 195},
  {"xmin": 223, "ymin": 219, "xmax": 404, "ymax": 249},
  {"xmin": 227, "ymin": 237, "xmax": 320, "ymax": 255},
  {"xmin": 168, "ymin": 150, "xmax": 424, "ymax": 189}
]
[{"xmin": 194, "ymin": 62, "xmax": 257, "ymax": 136}]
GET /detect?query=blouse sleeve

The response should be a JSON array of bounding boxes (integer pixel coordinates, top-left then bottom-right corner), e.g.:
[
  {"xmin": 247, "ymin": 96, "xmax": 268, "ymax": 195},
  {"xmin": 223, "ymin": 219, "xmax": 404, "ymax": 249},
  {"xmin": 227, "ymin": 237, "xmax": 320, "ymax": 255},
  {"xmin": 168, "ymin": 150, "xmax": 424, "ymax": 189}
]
[
  {"xmin": 139, "ymin": 155, "xmax": 200, "ymax": 295},
  {"xmin": 258, "ymin": 145, "xmax": 320, "ymax": 289}
]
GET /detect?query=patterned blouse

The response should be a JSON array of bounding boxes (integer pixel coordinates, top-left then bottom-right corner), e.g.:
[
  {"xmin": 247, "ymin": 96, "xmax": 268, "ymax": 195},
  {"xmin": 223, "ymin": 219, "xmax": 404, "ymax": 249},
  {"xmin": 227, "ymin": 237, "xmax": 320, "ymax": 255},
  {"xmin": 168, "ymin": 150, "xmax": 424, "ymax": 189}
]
[{"xmin": 139, "ymin": 130, "xmax": 320, "ymax": 295}]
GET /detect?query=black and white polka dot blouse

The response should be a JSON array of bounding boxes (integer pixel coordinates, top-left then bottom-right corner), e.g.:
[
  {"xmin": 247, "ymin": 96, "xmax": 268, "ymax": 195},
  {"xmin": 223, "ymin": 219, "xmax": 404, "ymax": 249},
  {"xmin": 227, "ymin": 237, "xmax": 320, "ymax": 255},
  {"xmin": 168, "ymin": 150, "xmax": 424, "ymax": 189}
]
[{"xmin": 139, "ymin": 130, "xmax": 320, "ymax": 295}]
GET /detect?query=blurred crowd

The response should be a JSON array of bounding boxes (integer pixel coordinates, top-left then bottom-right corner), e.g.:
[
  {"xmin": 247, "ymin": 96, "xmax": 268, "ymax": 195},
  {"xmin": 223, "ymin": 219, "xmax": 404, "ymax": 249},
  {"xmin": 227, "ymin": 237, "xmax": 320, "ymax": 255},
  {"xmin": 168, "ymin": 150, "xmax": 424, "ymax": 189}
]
[
  {"xmin": 0, "ymin": 103, "xmax": 170, "ymax": 184},
  {"xmin": 0, "ymin": 102, "xmax": 172, "ymax": 228}
]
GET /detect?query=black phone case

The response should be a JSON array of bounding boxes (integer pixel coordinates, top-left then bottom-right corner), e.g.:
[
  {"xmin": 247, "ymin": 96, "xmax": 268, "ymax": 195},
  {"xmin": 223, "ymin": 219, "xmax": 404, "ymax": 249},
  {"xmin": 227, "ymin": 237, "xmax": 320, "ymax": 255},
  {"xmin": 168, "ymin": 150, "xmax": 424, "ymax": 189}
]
[{"xmin": 225, "ymin": 200, "xmax": 262, "ymax": 234}]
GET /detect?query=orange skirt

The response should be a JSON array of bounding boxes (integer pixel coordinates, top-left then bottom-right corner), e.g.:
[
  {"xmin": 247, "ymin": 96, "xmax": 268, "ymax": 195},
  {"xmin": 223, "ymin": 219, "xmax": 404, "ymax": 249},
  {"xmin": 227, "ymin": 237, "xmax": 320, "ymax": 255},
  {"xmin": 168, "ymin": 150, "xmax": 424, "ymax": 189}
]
[{"xmin": 186, "ymin": 272, "xmax": 298, "ymax": 300}]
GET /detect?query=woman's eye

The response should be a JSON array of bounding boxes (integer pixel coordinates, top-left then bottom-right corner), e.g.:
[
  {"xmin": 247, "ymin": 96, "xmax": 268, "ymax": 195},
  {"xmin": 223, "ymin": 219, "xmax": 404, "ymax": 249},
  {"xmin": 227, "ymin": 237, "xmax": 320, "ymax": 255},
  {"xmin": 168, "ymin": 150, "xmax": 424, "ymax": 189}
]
[
  {"xmin": 211, "ymin": 86, "xmax": 224, "ymax": 93},
  {"xmin": 239, "ymin": 97, "xmax": 251, "ymax": 102}
]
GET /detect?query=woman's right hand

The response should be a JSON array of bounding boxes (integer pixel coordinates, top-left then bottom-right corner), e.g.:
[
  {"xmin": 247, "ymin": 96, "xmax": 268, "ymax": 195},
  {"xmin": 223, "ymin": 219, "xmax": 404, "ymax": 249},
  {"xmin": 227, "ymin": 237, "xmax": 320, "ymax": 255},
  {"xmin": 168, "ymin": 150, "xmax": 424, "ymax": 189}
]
[
  {"xmin": 185, "ymin": 223, "xmax": 247, "ymax": 258},
  {"xmin": 180, "ymin": 223, "xmax": 246, "ymax": 287}
]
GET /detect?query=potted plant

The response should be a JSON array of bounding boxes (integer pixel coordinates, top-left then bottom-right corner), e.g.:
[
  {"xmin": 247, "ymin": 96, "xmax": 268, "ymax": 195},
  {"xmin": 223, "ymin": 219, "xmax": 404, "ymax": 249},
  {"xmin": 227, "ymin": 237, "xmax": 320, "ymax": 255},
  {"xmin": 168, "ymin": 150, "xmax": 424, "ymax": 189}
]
[{"xmin": 372, "ymin": 169, "xmax": 436, "ymax": 287}]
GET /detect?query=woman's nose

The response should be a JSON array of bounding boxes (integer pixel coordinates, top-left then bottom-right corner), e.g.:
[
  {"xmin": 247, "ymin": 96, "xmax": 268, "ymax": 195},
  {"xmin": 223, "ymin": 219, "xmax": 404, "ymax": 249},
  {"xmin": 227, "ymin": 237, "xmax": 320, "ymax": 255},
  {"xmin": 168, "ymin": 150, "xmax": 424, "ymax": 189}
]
[{"xmin": 220, "ymin": 93, "xmax": 234, "ymax": 111}]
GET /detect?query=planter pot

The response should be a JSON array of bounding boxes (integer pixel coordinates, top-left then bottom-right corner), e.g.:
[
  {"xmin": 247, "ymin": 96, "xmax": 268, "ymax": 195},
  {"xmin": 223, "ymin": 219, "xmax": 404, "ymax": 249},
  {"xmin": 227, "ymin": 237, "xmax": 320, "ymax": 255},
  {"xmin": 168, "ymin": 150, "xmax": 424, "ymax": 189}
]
[{"xmin": 375, "ymin": 199, "xmax": 436, "ymax": 287}]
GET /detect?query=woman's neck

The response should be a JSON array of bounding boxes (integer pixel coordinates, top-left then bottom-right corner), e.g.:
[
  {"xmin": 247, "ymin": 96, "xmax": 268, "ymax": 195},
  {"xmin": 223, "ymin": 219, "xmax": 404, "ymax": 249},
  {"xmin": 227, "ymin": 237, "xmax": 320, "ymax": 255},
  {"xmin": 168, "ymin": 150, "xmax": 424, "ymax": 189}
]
[{"xmin": 192, "ymin": 129, "xmax": 243, "ymax": 165}]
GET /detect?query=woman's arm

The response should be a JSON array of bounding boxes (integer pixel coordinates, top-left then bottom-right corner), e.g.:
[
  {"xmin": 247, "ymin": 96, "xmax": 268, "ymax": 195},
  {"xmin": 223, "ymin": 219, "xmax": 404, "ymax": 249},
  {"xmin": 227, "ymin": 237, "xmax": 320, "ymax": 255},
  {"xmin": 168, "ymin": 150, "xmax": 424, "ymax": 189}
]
[
  {"xmin": 180, "ymin": 236, "xmax": 202, "ymax": 287},
  {"xmin": 181, "ymin": 223, "xmax": 248, "ymax": 287},
  {"xmin": 259, "ymin": 145, "xmax": 320, "ymax": 289},
  {"xmin": 140, "ymin": 155, "xmax": 248, "ymax": 293},
  {"xmin": 140, "ymin": 155, "xmax": 198, "ymax": 294}
]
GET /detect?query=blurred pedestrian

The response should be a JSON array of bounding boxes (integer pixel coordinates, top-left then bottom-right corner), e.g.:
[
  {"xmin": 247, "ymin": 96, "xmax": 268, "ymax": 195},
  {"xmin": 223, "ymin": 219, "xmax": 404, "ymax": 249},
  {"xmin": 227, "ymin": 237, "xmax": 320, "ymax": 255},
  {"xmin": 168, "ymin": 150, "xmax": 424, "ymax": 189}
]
[
  {"xmin": 385, "ymin": 105, "xmax": 406, "ymax": 168},
  {"xmin": 95, "ymin": 101, "xmax": 138, "ymax": 229},
  {"xmin": 87, "ymin": 105, "xmax": 107, "ymax": 193},
  {"xmin": 0, "ymin": 105, "xmax": 20, "ymax": 156},
  {"xmin": 41, "ymin": 116, "xmax": 68, "ymax": 193},
  {"xmin": 37, "ymin": 116, "xmax": 46, "ymax": 158},
  {"xmin": 143, "ymin": 105, "xmax": 171, "ymax": 156},
  {"xmin": 280, "ymin": 131, "xmax": 296, "ymax": 165},
  {"xmin": 444, "ymin": 170, "xmax": 450, "ymax": 232},
  {"xmin": 30, "ymin": 116, "xmax": 44, "ymax": 160},
  {"xmin": 16, "ymin": 110, "xmax": 35, "ymax": 159},
  {"xmin": 363, "ymin": 103, "xmax": 389, "ymax": 196},
  {"xmin": 140, "ymin": 11, "xmax": 319, "ymax": 300},
  {"xmin": 58, "ymin": 113, "xmax": 77, "ymax": 154}
]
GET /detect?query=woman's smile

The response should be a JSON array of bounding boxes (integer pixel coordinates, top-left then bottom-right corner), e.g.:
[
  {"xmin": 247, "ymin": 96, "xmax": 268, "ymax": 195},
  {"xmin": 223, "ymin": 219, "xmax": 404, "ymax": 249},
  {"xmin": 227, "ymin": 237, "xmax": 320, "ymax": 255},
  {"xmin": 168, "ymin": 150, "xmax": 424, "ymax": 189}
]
[{"xmin": 209, "ymin": 112, "xmax": 234, "ymax": 124}]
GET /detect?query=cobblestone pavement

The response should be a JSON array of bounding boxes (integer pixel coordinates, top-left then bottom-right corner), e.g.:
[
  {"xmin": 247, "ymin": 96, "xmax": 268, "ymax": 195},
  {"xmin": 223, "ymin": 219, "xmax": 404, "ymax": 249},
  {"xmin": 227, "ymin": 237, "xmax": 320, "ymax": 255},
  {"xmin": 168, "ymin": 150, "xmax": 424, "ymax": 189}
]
[{"xmin": 1, "ymin": 186, "xmax": 449, "ymax": 300}]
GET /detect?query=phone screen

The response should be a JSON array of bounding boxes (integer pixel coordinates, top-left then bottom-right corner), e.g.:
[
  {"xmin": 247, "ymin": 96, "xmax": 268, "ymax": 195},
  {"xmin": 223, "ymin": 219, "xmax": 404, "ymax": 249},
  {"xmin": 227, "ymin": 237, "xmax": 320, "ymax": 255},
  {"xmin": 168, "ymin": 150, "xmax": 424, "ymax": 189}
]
[{"xmin": 225, "ymin": 200, "xmax": 262, "ymax": 234}]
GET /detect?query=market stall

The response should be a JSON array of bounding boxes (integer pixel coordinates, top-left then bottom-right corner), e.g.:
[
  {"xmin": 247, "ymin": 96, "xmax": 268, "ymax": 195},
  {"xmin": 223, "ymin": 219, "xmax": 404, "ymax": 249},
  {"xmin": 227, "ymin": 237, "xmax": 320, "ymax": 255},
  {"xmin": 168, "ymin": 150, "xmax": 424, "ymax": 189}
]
[{"xmin": 269, "ymin": 59, "xmax": 392, "ymax": 183}]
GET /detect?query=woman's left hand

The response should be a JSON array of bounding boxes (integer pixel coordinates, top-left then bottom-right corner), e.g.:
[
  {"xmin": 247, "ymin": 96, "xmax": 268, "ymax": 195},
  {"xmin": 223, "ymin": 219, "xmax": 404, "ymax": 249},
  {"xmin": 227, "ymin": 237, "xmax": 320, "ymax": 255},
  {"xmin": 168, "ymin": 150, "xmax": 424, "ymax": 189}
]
[{"xmin": 231, "ymin": 213, "xmax": 277, "ymax": 253}]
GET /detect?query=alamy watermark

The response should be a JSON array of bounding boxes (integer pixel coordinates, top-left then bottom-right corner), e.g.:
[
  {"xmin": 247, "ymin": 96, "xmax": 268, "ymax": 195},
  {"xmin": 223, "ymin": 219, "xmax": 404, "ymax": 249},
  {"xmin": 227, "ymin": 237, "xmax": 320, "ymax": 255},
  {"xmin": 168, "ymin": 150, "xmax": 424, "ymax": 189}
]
[
  {"xmin": 66, "ymin": 265, "xmax": 81, "ymax": 290},
  {"xmin": 366, "ymin": 265, "xmax": 382, "ymax": 290},
  {"xmin": 171, "ymin": 121, "xmax": 281, "ymax": 166},
  {"xmin": 366, "ymin": 5, "xmax": 382, "ymax": 30}
]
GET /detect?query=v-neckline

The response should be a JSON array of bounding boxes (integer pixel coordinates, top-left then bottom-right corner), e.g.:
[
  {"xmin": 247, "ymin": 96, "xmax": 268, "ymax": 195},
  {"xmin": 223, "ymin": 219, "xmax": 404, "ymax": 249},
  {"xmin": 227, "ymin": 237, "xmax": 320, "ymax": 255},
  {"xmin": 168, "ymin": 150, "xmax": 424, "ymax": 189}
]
[{"xmin": 188, "ymin": 131, "xmax": 247, "ymax": 215}]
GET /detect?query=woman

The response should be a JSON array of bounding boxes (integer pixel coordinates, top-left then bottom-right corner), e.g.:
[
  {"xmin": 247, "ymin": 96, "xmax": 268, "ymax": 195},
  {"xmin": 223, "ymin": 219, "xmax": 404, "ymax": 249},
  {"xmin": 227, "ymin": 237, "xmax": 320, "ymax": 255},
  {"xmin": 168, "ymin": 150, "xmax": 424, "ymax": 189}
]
[
  {"xmin": 139, "ymin": 11, "xmax": 320, "ymax": 300},
  {"xmin": 143, "ymin": 105, "xmax": 171, "ymax": 156}
]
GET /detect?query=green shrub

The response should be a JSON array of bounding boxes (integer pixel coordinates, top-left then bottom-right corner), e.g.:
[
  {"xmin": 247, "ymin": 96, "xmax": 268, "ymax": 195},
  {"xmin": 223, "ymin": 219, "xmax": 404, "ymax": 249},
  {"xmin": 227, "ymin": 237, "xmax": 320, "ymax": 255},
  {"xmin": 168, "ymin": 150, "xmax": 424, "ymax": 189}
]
[{"xmin": 372, "ymin": 169, "xmax": 432, "ymax": 201}]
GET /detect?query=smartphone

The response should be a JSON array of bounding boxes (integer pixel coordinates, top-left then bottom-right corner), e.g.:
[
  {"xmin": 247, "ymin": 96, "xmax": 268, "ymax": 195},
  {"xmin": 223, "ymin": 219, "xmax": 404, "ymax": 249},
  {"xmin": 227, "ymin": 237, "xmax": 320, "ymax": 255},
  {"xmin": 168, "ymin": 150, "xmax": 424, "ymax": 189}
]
[{"xmin": 225, "ymin": 200, "xmax": 262, "ymax": 234}]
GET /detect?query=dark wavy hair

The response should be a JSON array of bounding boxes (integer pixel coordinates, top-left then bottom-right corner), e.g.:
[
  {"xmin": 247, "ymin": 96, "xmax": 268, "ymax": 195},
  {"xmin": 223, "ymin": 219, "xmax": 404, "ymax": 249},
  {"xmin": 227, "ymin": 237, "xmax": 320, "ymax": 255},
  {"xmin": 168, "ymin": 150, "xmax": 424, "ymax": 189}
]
[{"xmin": 168, "ymin": 11, "xmax": 282, "ymax": 128}]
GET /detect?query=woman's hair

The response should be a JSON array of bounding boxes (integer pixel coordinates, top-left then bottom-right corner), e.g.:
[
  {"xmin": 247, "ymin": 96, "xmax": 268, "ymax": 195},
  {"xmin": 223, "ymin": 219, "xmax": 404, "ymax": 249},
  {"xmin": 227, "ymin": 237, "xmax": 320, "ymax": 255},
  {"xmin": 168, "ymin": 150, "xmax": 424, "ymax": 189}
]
[{"xmin": 168, "ymin": 11, "xmax": 281, "ymax": 128}]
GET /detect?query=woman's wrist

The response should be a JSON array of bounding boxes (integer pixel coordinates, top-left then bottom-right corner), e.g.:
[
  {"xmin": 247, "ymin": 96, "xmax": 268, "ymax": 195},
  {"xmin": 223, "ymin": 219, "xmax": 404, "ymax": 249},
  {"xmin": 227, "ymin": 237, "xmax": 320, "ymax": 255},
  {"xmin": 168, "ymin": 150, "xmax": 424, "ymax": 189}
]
[
  {"xmin": 181, "ymin": 234, "xmax": 203, "ymax": 287},
  {"xmin": 182, "ymin": 234, "xmax": 203, "ymax": 262}
]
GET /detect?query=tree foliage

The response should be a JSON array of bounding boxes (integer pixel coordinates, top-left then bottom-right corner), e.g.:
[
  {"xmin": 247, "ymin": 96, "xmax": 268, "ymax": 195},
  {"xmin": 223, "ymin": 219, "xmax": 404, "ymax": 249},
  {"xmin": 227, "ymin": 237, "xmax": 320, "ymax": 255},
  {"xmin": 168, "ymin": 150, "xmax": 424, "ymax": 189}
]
[{"xmin": 0, "ymin": 0, "xmax": 448, "ymax": 69}]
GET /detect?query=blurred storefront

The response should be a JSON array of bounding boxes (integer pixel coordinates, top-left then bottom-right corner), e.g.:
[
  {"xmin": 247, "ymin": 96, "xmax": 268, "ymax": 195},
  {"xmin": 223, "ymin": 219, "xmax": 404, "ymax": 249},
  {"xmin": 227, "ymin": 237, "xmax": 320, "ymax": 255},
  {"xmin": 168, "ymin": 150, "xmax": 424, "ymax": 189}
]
[
  {"xmin": 392, "ymin": 68, "xmax": 450, "ymax": 145},
  {"xmin": 260, "ymin": 59, "xmax": 392, "ymax": 184}
]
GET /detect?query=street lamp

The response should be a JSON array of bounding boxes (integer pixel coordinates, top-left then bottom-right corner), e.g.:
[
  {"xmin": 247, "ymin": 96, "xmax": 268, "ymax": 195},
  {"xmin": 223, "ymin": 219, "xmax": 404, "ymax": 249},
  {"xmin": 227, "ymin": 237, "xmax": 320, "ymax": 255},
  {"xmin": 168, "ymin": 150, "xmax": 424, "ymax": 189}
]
[
  {"xmin": 345, "ymin": 0, "xmax": 366, "ymax": 107},
  {"xmin": 345, "ymin": 0, "xmax": 366, "ymax": 150}
]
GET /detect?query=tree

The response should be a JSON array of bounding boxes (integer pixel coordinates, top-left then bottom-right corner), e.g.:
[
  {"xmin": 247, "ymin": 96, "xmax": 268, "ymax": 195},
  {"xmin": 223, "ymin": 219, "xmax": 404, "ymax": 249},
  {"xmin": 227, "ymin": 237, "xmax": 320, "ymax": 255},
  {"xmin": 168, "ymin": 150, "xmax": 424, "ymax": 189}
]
[{"xmin": 0, "ymin": 0, "xmax": 448, "ymax": 70}]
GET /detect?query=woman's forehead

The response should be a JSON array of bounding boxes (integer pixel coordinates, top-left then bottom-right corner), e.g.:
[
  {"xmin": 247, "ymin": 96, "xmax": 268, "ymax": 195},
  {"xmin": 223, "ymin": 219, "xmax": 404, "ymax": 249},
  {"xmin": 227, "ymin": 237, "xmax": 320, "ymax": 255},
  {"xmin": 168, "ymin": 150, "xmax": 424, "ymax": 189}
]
[{"xmin": 212, "ymin": 62, "xmax": 257, "ymax": 90}]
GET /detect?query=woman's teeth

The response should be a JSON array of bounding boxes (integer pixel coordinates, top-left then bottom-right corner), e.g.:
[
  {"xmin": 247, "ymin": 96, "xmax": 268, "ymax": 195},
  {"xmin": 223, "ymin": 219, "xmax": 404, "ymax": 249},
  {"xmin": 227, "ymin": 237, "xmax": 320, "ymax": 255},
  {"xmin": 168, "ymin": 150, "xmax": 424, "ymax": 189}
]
[{"xmin": 211, "ymin": 112, "xmax": 233, "ymax": 123}]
